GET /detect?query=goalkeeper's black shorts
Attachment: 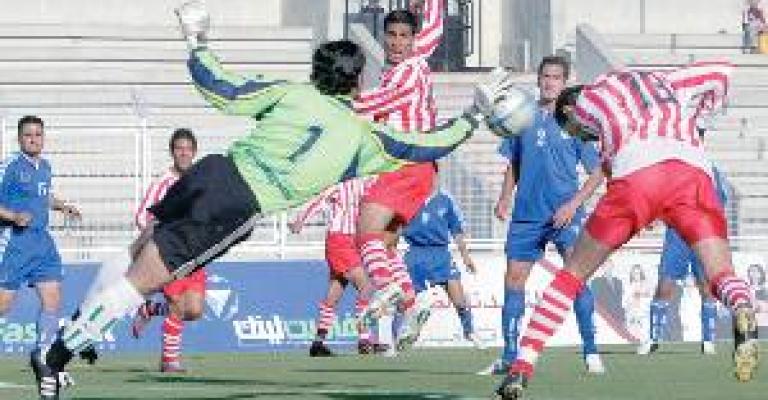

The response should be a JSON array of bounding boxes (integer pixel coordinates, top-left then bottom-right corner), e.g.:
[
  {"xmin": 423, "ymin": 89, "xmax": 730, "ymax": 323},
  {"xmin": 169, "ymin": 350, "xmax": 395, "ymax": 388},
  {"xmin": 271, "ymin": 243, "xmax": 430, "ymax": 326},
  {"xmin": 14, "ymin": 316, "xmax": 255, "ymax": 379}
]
[{"xmin": 149, "ymin": 154, "xmax": 260, "ymax": 277}]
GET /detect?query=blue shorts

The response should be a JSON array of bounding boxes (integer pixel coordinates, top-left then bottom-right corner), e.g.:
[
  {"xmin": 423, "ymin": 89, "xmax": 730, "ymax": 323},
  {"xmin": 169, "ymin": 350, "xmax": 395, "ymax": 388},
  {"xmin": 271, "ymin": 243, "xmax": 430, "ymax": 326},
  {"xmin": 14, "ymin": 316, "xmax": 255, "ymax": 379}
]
[
  {"xmin": 0, "ymin": 230, "xmax": 62, "ymax": 291},
  {"xmin": 504, "ymin": 210, "xmax": 586, "ymax": 262},
  {"xmin": 659, "ymin": 227, "xmax": 705, "ymax": 282},
  {"xmin": 404, "ymin": 246, "xmax": 461, "ymax": 293}
]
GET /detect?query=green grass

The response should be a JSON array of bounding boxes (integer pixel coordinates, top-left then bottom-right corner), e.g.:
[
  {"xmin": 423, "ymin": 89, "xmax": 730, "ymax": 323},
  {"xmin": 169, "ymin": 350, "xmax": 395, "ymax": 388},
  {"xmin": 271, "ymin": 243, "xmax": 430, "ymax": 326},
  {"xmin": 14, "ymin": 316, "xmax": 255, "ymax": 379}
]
[{"xmin": 0, "ymin": 344, "xmax": 765, "ymax": 399}]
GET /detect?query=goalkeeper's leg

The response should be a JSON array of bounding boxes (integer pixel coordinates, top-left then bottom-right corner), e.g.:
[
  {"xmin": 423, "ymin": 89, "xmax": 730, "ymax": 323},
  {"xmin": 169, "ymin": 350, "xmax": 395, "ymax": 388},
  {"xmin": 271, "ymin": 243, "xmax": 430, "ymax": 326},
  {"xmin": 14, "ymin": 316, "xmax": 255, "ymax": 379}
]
[{"xmin": 40, "ymin": 241, "xmax": 173, "ymax": 374}]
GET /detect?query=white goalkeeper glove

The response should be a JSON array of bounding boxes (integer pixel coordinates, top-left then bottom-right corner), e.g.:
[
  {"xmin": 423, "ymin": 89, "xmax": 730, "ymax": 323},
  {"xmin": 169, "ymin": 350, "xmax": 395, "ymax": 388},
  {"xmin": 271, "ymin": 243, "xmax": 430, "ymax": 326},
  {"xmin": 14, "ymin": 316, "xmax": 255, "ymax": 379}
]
[
  {"xmin": 175, "ymin": 0, "xmax": 210, "ymax": 51},
  {"xmin": 466, "ymin": 67, "xmax": 515, "ymax": 118}
]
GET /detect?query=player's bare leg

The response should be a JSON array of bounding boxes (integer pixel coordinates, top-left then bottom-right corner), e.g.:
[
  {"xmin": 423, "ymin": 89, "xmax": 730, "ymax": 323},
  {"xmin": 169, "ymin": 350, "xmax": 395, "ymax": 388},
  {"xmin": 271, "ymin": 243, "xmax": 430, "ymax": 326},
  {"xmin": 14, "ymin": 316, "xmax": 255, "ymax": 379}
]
[
  {"xmin": 35, "ymin": 239, "xmax": 173, "ymax": 386},
  {"xmin": 130, "ymin": 226, "xmax": 168, "ymax": 338},
  {"xmin": 497, "ymin": 233, "xmax": 612, "ymax": 399},
  {"xmin": 692, "ymin": 238, "xmax": 759, "ymax": 382}
]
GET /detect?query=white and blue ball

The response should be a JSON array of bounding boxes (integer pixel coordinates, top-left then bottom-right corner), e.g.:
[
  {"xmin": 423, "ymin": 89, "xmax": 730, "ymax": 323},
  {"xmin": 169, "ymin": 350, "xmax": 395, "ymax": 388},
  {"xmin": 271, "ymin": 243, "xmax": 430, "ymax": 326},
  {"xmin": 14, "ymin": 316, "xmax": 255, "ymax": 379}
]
[{"xmin": 486, "ymin": 86, "xmax": 536, "ymax": 137}]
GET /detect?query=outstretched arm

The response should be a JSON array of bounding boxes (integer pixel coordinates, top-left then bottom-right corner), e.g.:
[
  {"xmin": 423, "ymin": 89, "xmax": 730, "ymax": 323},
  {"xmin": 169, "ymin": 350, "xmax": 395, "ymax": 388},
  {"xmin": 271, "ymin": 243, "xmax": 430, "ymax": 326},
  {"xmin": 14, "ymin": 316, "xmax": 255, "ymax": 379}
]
[
  {"xmin": 360, "ymin": 113, "xmax": 478, "ymax": 169},
  {"xmin": 412, "ymin": 0, "xmax": 445, "ymax": 59},
  {"xmin": 354, "ymin": 63, "xmax": 419, "ymax": 118},
  {"xmin": 188, "ymin": 48, "xmax": 288, "ymax": 116}
]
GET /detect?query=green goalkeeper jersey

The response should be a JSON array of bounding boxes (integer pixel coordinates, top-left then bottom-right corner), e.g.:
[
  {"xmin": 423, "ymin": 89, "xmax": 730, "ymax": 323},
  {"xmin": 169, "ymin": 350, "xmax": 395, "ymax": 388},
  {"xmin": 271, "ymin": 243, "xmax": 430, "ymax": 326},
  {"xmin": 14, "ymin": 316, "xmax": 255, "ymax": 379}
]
[{"xmin": 188, "ymin": 48, "xmax": 476, "ymax": 213}]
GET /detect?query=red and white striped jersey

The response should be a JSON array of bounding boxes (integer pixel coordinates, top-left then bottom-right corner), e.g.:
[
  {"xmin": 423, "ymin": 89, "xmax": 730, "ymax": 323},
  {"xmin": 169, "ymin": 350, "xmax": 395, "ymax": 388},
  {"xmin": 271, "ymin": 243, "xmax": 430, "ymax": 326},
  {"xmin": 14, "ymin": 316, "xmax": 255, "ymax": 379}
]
[
  {"xmin": 572, "ymin": 61, "xmax": 733, "ymax": 178},
  {"xmin": 135, "ymin": 169, "xmax": 179, "ymax": 230},
  {"xmin": 291, "ymin": 177, "xmax": 374, "ymax": 235},
  {"xmin": 353, "ymin": 0, "xmax": 444, "ymax": 133}
]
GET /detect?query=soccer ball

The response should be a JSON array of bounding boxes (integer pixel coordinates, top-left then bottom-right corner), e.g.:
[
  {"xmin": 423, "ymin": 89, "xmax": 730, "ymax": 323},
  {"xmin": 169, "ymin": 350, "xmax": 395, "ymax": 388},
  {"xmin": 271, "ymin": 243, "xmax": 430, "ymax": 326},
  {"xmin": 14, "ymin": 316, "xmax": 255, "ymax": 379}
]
[{"xmin": 486, "ymin": 86, "xmax": 536, "ymax": 137}]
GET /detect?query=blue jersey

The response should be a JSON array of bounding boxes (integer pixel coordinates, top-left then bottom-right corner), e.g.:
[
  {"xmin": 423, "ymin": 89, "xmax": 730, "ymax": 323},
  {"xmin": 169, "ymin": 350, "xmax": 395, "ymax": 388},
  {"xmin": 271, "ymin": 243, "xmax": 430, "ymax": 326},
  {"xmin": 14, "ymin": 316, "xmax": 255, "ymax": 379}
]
[
  {"xmin": 0, "ymin": 153, "xmax": 52, "ymax": 231},
  {"xmin": 403, "ymin": 190, "xmax": 464, "ymax": 247},
  {"xmin": 499, "ymin": 109, "xmax": 599, "ymax": 222}
]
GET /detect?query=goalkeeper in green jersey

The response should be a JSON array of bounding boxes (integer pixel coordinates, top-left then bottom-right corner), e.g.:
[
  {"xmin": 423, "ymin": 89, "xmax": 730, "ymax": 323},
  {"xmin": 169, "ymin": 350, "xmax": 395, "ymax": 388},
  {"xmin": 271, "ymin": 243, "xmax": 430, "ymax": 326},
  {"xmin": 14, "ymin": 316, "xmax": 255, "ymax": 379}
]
[{"xmin": 29, "ymin": 3, "xmax": 516, "ymax": 398}]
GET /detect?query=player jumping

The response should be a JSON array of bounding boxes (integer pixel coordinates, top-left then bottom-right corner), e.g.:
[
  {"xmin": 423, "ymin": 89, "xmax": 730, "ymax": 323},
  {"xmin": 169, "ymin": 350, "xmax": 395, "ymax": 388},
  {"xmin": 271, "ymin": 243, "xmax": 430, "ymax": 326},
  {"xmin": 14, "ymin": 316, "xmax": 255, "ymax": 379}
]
[
  {"xmin": 495, "ymin": 62, "xmax": 760, "ymax": 399},
  {"xmin": 353, "ymin": 0, "xmax": 446, "ymax": 342},
  {"xmin": 28, "ymin": 3, "xmax": 510, "ymax": 398}
]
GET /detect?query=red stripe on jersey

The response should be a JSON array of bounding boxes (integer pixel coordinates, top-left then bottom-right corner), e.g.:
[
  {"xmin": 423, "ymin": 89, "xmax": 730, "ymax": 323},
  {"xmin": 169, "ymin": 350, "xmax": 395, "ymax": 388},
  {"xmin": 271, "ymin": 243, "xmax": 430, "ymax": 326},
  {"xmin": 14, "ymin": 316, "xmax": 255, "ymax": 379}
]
[
  {"xmin": 135, "ymin": 170, "xmax": 178, "ymax": 230},
  {"xmin": 355, "ymin": 65, "xmax": 415, "ymax": 105},
  {"xmin": 354, "ymin": 0, "xmax": 441, "ymax": 134},
  {"xmin": 355, "ymin": 85, "xmax": 417, "ymax": 115},
  {"xmin": 584, "ymin": 89, "xmax": 622, "ymax": 156},
  {"xmin": 603, "ymin": 80, "xmax": 638, "ymax": 140},
  {"xmin": 413, "ymin": 0, "xmax": 444, "ymax": 58},
  {"xmin": 618, "ymin": 74, "xmax": 649, "ymax": 139},
  {"xmin": 291, "ymin": 177, "xmax": 373, "ymax": 235}
]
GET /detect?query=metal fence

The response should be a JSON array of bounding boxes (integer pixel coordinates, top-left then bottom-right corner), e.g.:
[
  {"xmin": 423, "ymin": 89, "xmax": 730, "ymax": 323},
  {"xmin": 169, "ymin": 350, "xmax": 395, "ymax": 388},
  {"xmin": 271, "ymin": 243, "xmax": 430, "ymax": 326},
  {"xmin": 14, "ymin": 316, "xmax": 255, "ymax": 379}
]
[{"xmin": 1, "ymin": 89, "xmax": 766, "ymax": 262}]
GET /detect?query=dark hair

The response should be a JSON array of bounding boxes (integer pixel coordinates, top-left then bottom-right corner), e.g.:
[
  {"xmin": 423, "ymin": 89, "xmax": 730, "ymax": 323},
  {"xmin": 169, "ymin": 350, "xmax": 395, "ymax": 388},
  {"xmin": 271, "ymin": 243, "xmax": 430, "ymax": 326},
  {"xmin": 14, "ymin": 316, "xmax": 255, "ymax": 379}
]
[
  {"xmin": 169, "ymin": 128, "xmax": 197, "ymax": 153},
  {"xmin": 554, "ymin": 85, "xmax": 584, "ymax": 128},
  {"xmin": 384, "ymin": 9, "xmax": 418, "ymax": 34},
  {"xmin": 18, "ymin": 115, "xmax": 44, "ymax": 135},
  {"xmin": 538, "ymin": 55, "xmax": 570, "ymax": 81},
  {"xmin": 311, "ymin": 40, "xmax": 366, "ymax": 96}
]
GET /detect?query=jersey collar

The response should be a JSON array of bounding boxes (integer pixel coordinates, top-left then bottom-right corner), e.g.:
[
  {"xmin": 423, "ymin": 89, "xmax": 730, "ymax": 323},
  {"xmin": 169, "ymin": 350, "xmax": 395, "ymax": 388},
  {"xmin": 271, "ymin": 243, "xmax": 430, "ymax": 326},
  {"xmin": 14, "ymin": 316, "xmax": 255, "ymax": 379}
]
[{"xmin": 20, "ymin": 152, "xmax": 42, "ymax": 170}]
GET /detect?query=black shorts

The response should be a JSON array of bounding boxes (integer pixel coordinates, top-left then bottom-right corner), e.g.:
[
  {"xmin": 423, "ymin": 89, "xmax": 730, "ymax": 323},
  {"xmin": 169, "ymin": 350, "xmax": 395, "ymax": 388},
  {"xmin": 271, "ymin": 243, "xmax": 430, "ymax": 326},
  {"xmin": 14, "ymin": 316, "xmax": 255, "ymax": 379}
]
[{"xmin": 150, "ymin": 154, "xmax": 260, "ymax": 278}]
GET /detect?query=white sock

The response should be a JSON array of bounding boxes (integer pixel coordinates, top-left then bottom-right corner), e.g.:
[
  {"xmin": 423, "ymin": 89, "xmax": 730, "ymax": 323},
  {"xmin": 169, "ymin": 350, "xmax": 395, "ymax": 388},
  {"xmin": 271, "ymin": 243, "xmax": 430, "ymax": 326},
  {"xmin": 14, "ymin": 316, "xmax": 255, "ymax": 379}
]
[
  {"xmin": 62, "ymin": 275, "xmax": 144, "ymax": 352},
  {"xmin": 83, "ymin": 251, "xmax": 133, "ymax": 306}
]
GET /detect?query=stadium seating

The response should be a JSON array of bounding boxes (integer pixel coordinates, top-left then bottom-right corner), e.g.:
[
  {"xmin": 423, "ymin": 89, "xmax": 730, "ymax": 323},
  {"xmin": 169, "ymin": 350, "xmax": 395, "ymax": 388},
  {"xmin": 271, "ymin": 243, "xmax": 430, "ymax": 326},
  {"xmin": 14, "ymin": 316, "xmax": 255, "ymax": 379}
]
[
  {"xmin": 577, "ymin": 29, "xmax": 768, "ymax": 241},
  {"xmin": 0, "ymin": 23, "xmax": 314, "ymax": 257},
  {"xmin": 3, "ymin": 20, "xmax": 764, "ymax": 259}
]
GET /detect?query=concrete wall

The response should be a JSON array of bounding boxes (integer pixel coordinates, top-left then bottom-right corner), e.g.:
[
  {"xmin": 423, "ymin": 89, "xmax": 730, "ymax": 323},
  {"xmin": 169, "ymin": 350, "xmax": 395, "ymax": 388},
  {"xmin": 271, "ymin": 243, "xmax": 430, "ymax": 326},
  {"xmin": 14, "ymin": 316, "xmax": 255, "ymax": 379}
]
[
  {"xmin": 550, "ymin": 0, "xmax": 743, "ymax": 51},
  {"xmin": 0, "ymin": 0, "xmax": 281, "ymax": 26},
  {"xmin": 466, "ymin": 0, "xmax": 503, "ymax": 68},
  {"xmin": 282, "ymin": 0, "xmax": 329, "ymax": 41},
  {"xmin": 501, "ymin": 0, "xmax": 552, "ymax": 71}
]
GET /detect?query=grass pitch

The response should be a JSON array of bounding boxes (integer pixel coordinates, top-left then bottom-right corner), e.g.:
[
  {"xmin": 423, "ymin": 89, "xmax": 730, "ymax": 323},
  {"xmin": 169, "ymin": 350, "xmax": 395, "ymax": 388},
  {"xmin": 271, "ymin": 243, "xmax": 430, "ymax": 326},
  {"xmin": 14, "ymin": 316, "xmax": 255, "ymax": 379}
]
[{"xmin": 0, "ymin": 343, "xmax": 765, "ymax": 399}]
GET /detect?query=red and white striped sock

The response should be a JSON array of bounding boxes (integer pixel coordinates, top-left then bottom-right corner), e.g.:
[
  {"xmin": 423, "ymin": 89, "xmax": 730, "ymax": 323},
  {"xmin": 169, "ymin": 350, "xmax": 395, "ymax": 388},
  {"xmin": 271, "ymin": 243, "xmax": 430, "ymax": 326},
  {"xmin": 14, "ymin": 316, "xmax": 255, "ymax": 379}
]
[
  {"xmin": 316, "ymin": 301, "xmax": 336, "ymax": 339},
  {"xmin": 711, "ymin": 269, "xmax": 752, "ymax": 309},
  {"xmin": 388, "ymin": 249, "xmax": 416, "ymax": 310},
  {"xmin": 354, "ymin": 297, "xmax": 372, "ymax": 341},
  {"xmin": 358, "ymin": 233, "xmax": 395, "ymax": 290},
  {"xmin": 161, "ymin": 314, "xmax": 184, "ymax": 364},
  {"xmin": 510, "ymin": 270, "xmax": 584, "ymax": 378}
]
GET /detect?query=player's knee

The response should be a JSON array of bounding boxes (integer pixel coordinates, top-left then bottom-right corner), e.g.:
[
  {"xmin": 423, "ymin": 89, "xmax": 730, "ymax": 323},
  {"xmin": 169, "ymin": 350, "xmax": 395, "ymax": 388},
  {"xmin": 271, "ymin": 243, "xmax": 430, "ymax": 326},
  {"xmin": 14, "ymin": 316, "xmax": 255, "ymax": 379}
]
[{"xmin": 182, "ymin": 302, "xmax": 204, "ymax": 321}]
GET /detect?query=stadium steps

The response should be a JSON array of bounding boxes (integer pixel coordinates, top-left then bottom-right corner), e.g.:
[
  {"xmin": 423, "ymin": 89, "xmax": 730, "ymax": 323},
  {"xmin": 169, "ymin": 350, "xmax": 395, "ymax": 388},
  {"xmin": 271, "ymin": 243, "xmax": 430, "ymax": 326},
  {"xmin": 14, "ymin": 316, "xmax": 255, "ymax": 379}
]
[
  {"xmin": 595, "ymin": 32, "xmax": 768, "ymax": 236},
  {"xmin": 0, "ymin": 23, "xmax": 313, "ymax": 254}
]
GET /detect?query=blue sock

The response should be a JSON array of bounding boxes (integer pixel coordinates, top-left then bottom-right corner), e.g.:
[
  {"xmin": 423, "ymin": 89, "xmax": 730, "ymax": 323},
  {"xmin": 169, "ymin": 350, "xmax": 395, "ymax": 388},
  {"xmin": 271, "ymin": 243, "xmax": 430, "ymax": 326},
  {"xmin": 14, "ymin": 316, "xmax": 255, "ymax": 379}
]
[
  {"xmin": 573, "ymin": 286, "xmax": 598, "ymax": 356},
  {"xmin": 36, "ymin": 310, "xmax": 60, "ymax": 351},
  {"xmin": 501, "ymin": 288, "xmax": 525, "ymax": 364},
  {"xmin": 392, "ymin": 312, "xmax": 404, "ymax": 339},
  {"xmin": 701, "ymin": 300, "xmax": 717, "ymax": 342},
  {"xmin": 455, "ymin": 305, "xmax": 474, "ymax": 337},
  {"xmin": 650, "ymin": 300, "xmax": 669, "ymax": 342}
]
